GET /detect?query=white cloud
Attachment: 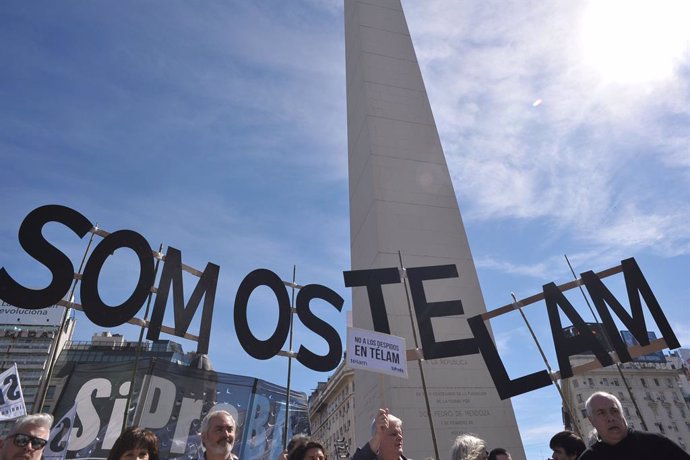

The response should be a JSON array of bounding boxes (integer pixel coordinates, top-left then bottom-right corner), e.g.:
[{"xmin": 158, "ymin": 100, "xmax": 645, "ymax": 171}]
[{"xmin": 399, "ymin": 0, "xmax": 690, "ymax": 272}]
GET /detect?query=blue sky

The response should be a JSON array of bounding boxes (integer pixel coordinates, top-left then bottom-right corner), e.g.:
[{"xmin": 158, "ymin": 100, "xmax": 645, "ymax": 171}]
[{"xmin": 1, "ymin": 1, "xmax": 689, "ymax": 459}]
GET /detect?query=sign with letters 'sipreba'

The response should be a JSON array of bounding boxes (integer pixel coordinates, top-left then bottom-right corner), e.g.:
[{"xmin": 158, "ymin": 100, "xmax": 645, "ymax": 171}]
[{"xmin": 50, "ymin": 360, "xmax": 309, "ymax": 459}]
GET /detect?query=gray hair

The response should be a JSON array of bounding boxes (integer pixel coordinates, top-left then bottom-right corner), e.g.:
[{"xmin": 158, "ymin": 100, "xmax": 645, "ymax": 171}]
[
  {"xmin": 9, "ymin": 413, "xmax": 54, "ymax": 436},
  {"xmin": 584, "ymin": 391, "xmax": 623, "ymax": 419},
  {"xmin": 450, "ymin": 433, "xmax": 486, "ymax": 460},
  {"xmin": 370, "ymin": 413, "xmax": 402, "ymax": 437},
  {"xmin": 200, "ymin": 410, "xmax": 235, "ymax": 435}
]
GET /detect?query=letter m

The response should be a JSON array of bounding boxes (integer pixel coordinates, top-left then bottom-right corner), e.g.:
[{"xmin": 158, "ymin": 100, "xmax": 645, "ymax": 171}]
[
  {"xmin": 581, "ymin": 257, "xmax": 680, "ymax": 364},
  {"xmin": 146, "ymin": 247, "xmax": 219, "ymax": 354}
]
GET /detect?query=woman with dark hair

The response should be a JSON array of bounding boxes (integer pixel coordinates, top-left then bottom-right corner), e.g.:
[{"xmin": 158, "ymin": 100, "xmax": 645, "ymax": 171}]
[
  {"xmin": 288, "ymin": 440, "xmax": 327, "ymax": 460},
  {"xmin": 107, "ymin": 426, "xmax": 159, "ymax": 460}
]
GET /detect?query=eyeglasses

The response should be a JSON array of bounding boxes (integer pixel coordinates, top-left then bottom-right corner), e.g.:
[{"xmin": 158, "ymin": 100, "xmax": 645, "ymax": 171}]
[{"xmin": 12, "ymin": 433, "xmax": 48, "ymax": 450}]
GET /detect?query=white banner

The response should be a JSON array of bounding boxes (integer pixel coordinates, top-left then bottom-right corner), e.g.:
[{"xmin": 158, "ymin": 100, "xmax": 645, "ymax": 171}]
[
  {"xmin": 346, "ymin": 327, "xmax": 408, "ymax": 378},
  {"xmin": 44, "ymin": 403, "xmax": 78, "ymax": 460},
  {"xmin": 0, "ymin": 301, "xmax": 65, "ymax": 326},
  {"xmin": 0, "ymin": 364, "xmax": 27, "ymax": 421}
]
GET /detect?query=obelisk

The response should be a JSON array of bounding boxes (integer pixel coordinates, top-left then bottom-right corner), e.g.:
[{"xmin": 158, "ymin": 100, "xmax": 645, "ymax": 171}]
[{"xmin": 345, "ymin": 1, "xmax": 525, "ymax": 458}]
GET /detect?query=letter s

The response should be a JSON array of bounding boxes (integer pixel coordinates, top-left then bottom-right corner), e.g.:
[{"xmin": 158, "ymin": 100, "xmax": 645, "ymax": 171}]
[
  {"xmin": 295, "ymin": 284, "xmax": 344, "ymax": 372},
  {"xmin": 0, "ymin": 205, "xmax": 93, "ymax": 309},
  {"xmin": 70, "ymin": 378, "xmax": 112, "ymax": 451}
]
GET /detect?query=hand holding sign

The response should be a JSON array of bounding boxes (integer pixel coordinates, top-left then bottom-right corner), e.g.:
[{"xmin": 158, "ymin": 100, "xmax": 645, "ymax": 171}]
[{"xmin": 369, "ymin": 408, "xmax": 390, "ymax": 453}]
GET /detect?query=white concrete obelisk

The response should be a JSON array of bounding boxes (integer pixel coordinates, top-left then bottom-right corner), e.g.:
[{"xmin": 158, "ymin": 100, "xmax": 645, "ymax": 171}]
[{"xmin": 345, "ymin": 1, "xmax": 525, "ymax": 459}]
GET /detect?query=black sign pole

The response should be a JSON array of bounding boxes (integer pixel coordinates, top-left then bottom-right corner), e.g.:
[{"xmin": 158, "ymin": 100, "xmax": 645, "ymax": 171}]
[
  {"xmin": 397, "ymin": 251, "xmax": 440, "ymax": 460},
  {"xmin": 563, "ymin": 254, "xmax": 649, "ymax": 431},
  {"xmin": 121, "ymin": 243, "xmax": 164, "ymax": 434},
  {"xmin": 283, "ymin": 265, "xmax": 297, "ymax": 450},
  {"xmin": 36, "ymin": 225, "xmax": 98, "ymax": 413},
  {"xmin": 510, "ymin": 292, "xmax": 584, "ymax": 439}
]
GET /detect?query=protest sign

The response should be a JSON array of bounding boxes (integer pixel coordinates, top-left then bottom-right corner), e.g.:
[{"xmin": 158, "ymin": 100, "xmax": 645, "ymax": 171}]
[
  {"xmin": 347, "ymin": 327, "xmax": 407, "ymax": 378},
  {"xmin": 44, "ymin": 403, "xmax": 78, "ymax": 460},
  {"xmin": 0, "ymin": 363, "xmax": 26, "ymax": 421},
  {"xmin": 50, "ymin": 359, "xmax": 309, "ymax": 459}
]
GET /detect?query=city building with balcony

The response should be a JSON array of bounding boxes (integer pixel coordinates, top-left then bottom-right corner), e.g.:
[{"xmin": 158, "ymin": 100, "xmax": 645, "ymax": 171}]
[
  {"xmin": 0, "ymin": 302, "xmax": 75, "ymax": 436},
  {"xmin": 560, "ymin": 326, "xmax": 690, "ymax": 451},
  {"xmin": 309, "ymin": 359, "xmax": 355, "ymax": 460}
]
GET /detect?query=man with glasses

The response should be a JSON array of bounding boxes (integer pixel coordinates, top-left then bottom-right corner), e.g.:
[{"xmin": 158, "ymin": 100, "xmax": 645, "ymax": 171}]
[{"xmin": 0, "ymin": 413, "xmax": 53, "ymax": 460}]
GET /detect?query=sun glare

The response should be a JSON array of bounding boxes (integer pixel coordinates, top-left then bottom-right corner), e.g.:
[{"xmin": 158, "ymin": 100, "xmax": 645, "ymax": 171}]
[{"xmin": 580, "ymin": 0, "xmax": 690, "ymax": 84}]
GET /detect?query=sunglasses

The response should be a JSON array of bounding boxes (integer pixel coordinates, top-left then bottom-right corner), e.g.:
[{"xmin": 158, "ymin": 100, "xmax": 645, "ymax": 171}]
[{"xmin": 12, "ymin": 433, "xmax": 48, "ymax": 450}]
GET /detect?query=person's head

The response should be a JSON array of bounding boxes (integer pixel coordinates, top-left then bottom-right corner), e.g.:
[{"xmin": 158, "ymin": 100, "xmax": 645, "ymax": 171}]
[
  {"xmin": 371, "ymin": 413, "xmax": 403, "ymax": 460},
  {"xmin": 107, "ymin": 426, "xmax": 159, "ymax": 460},
  {"xmin": 286, "ymin": 434, "xmax": 310, "ymax": 453},
  {"xmin": 200, "ymin": 410, "xmax": 236, "ymax": 459},
  {"xmin": 280, "ymin": 435, "xmax": 310, "ymax": 460},
  {"xmin": 549, "ymin": 430, "xmax": 585, "ymax": 460},
  {"xmin": 585, "ymin": 391, "xmax": 628, "ymax": 445},
  {"xmin": 288, "ymin": 440, "xmax": 327, "ymax": 460},
  {"xmin": 450, "ymin": 434, "xmax": 488, "ymax": 460},
  {"xmin": 488, "ymin": 448, "xmax": 511, "ymax": 460},
  {"xmin": 0, "ymin": 413, "xmax": 53, "ymax": 460}
]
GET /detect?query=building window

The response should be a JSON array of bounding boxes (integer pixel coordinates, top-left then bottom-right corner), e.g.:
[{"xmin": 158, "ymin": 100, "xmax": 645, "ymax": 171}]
[
  {"xmin": 641, "ymin": 378, "xmax": 647, "ymax": 388},
  {"xmin": 654, "ymin": 378, "xmax": 660, "ymax": 386}
]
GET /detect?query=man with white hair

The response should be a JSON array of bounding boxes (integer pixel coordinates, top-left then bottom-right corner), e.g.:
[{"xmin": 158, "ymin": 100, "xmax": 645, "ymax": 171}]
[
  {"xmin": 0, "ymin": 413, "xmax": 53, "ymax": 460},
  {"xmin": 195, "ymin": 409, "xmax": 239, "ymax": 460},
  {"xmin": 580, "ymin": 391, "xmax": 689, "ymax": 459},
  {"xmin": 352, "ymin": 408, "xmax": 408, "ymax": 460}
]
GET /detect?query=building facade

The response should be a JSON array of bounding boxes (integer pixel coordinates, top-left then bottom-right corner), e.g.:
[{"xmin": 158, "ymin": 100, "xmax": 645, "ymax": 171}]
[
  {"xmin": 309, "ymin": 360, "xmax": 355, "ymax": 460},
  {"xmin": 562, "ymin": 354, "xmax": 690, "ymax": 451},
  {"xmin": 0, "ymin": 302, "xmax": 74, "ymax": 436}
]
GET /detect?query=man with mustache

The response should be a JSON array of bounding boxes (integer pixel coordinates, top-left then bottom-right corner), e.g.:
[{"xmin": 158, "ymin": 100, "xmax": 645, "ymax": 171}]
[
  {"xmin": 0, "ymin": 413, "xmax": 52, "ymax": 460},
  {"xmin": 196, "ymin": 410, "xmax": 238, "ymax": 460},
  {"xmin": 353, "ymin": 408, "xmax": 407, "ymax": 460},
  {"xmin": 580, "ymin": 391, "xmax": 690, "ymax": 459}
]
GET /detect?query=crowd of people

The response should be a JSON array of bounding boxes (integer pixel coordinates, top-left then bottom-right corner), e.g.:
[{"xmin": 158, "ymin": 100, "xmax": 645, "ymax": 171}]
[{"xmin": 1, "ymin": 391, "xmax": 689, "ymax": 460}]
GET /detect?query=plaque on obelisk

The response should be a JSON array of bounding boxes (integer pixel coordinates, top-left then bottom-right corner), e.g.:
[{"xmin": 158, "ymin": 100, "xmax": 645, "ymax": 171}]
[{"xmin": 345, "ymin": 1, "xmax": 525, "ymax": 458}]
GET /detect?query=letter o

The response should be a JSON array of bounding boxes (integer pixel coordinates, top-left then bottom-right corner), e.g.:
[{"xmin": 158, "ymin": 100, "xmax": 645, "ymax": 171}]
[
  {"xmin": 80, "ymin": 230, "xmax": 154, "ymax": 327},
  {"xmin": 234, "ymin": 268, "xmax": 290, "ymax": 360}
]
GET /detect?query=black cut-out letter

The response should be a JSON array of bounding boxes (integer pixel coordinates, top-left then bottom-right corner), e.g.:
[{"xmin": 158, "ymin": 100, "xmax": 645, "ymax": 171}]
[
  {"xmin": 295, "ymin": 284, "xmax": 344, "ymax": 372},
  {"xmin": 343, "ymin": 267, "xmax": 400, "ymax": 333},
  {"xmin": 0, "ymin": 205, "xmax": 92, "ymax": 309},
  {"xmin": 467, "ymin": 314, "xmax": 551, "ymax": 399},
  {"xmin": 147, "ymin": 247, "xmax": 219, "ymax": 354},
  {"xmin": 580, "ymin": 270, "xmax": 633, "ymax": 363},
  {"xmin": 234, "ymin": 269, "xmax": 290, "ymax": 360},
  {"xmin": 544, "ymin": 282, "xmax": 612, "ymax": 379},
  {"xmin": 80, "ymin": 230, "xmax": 154, "ymax": 327},
  {"xmin": 407, "ymin": 264, "xmax": 478, "ymax": 359},
  {"xmin": 621, "ymin": 257, "xmax": 679, "ymax": 349}
]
